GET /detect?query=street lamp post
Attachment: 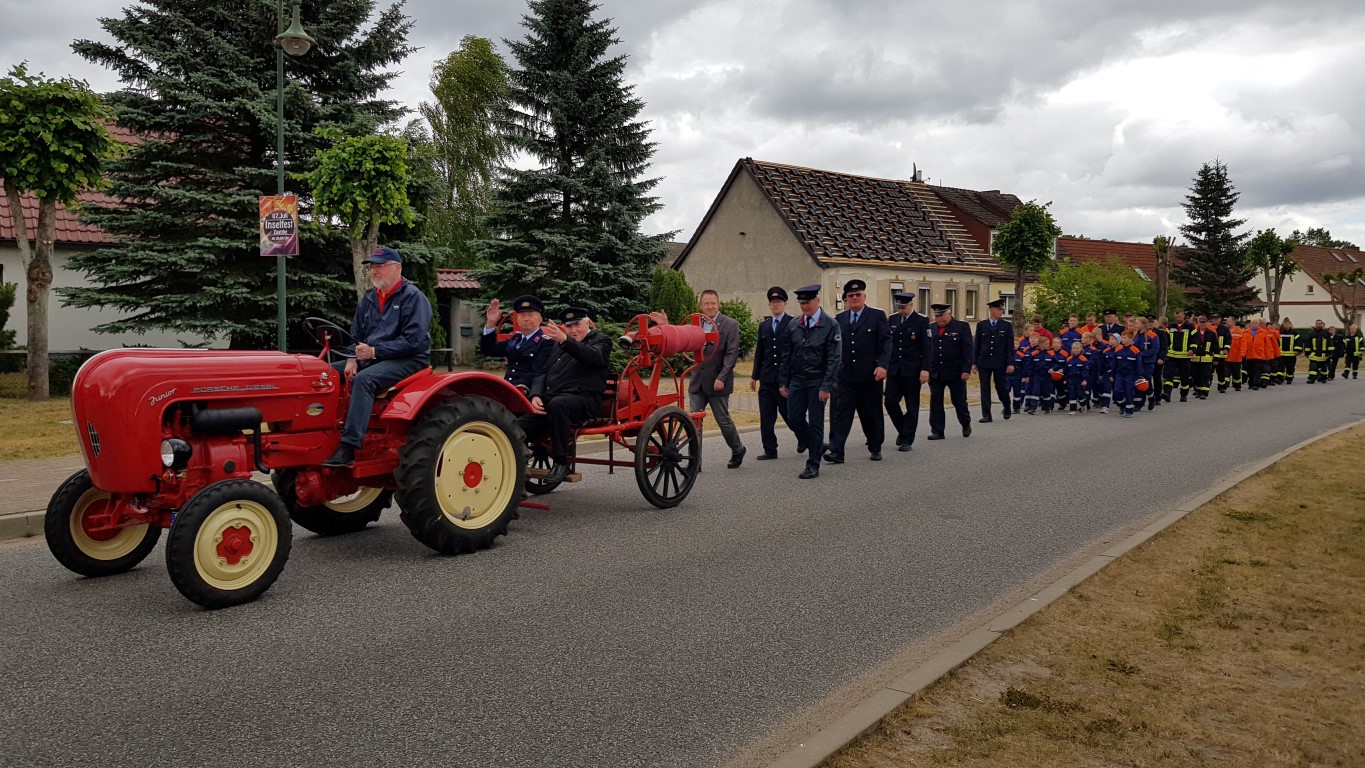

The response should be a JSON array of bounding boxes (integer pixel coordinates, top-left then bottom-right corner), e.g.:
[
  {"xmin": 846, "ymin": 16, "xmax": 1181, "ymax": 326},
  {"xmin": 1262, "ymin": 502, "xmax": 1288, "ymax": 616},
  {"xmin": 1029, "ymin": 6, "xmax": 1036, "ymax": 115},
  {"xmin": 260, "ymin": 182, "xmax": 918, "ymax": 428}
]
[{"xmin": 274, "ymin": 0, "xmax": 315, "ymax": 352}]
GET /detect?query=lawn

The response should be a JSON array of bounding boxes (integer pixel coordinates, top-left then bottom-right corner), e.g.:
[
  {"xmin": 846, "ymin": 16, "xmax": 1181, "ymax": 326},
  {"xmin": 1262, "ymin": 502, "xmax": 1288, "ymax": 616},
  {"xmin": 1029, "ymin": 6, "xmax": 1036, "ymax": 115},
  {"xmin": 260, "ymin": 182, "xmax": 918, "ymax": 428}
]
[
  {"xmin": 822, "ymin": 423, "xmax": 1365, "ymax": 767},
  {"xmin": 0, "ymin": 398, "xmax": 81, "ymax": 461}
]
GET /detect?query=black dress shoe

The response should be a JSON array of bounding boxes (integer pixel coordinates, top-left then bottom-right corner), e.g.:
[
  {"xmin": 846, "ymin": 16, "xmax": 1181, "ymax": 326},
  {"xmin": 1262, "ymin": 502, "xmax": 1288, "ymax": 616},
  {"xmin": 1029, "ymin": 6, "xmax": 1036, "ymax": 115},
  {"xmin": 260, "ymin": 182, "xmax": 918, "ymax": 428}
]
[
  {"xmin": 796, "ymin": 442, "xmax": 807, "ymax": 454},
  {"xmin": 927, "ymin": 433, "xmax": 945, "ymax": 440},
  {"xmin": 323, "ymin": 443, "xmax": 356, "ymax": 467},
  {"xmin": 870, "ymin": 452, "xmax": 882, "ymax": 461},
  {"xmin": 1003, "ymin": 411, "xmax": 1011, "ymax": 420},
  {"xmin": 756, "ymin": 452, "xmax": 778, "ymax": 461},
  {"xmin": 822, "ymin": 451, "xmax": 844, "ymax": 464},
  {"xmin": 798, "ymin": 467, "xmax": 819, "ymax": 479},
  {"xmin": 963, "ymin": 425, "xmax": 972, "ymax": 437},
  {"xmin": 979, "ymin": 416, "xmax": 993, "ymax": 423},
  {"xmin": 544, "ymin": 461, "xmax": 570, "ymax": 484},
  {"xmin": 727, "ymin": 448, "xmax": 746, "ymax": 469},
  {"xmin": 898, "ymin": 443, "xmax": 912, "ymax": 452}
]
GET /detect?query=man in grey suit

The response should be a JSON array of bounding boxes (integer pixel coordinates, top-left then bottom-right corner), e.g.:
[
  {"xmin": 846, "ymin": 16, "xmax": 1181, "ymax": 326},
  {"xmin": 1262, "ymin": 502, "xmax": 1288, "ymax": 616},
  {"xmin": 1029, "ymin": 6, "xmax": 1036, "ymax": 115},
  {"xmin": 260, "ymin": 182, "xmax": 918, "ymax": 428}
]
[{"xmin": 656, "ymin": 289, "xmax": 746, "ymax": 468}]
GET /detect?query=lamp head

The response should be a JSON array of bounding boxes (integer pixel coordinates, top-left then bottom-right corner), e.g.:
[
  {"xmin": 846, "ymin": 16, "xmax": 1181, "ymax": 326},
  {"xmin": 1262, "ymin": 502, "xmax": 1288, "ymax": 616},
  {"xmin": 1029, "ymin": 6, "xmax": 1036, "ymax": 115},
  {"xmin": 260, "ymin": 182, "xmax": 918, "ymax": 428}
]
[{"xmin": 276, "ymin": 2, "xmax": 316, "ymax": 57}]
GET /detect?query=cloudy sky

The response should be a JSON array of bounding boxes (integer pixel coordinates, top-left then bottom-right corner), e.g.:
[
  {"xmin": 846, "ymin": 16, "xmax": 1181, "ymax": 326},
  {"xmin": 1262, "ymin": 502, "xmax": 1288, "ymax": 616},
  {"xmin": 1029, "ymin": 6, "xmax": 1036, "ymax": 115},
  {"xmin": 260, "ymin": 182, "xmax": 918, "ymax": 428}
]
[{"xmin": 5, "ymin": 0, "xmax": 1365, "ymax": 247}]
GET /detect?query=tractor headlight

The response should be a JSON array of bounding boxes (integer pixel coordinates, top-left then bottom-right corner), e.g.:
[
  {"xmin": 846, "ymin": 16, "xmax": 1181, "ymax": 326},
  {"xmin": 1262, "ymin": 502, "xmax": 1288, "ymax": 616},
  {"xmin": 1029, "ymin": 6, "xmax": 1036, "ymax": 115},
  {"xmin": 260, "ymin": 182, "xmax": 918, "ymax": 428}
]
[{"xmin": 160, "ymin": 438, "xmax": 193, "ymax": 470}]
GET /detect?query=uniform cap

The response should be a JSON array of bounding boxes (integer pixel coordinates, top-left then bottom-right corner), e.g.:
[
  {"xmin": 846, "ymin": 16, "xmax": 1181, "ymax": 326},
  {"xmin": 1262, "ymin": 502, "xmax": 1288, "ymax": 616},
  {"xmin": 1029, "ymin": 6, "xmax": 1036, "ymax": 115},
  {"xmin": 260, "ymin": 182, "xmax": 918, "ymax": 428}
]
[
  {"xmin": 558, "ymin": 306, "xmax": 591, "ymax": 324},
  {"xmin": 1102, "ymin": 308, "xmax": 1117, "ymax": 315},
  {"xmin": 512, "ymin": 294, "xmax": 544, "ymax": 313},
  {"xmin": 986, "ymin": 298, "xmax": 1006, "ymax": 309},
  {"xmin": 892, "ymin": 291, "xmax": 915, "ymax": 304},
  {"xmin": 767, "ymin": 286, "xmax": 789, "ymax": 302},
  {"xmin": 363, "ymin": 246, "xmax": 402, "ymax": 264},
  {"xmin": 842, "ymin": 279, "xmax": 866, "ymax": 297},
  {"xmin": 930, "ymin": 303, "xmax": 951, "ymax": 315},
  {"xmin": 794, "ymin": 284, "xmax": 821, "ymax": 301}
]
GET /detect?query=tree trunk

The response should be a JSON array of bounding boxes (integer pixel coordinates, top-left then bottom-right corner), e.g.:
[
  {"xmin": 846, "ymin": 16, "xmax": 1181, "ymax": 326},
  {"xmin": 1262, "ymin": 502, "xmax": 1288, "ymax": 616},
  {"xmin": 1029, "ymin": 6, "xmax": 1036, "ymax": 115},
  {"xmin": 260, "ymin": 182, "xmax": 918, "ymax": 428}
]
[
  {"xmin": 26, "ymin": 200, "xmax": 56, "ymax": 401},
  {"xmin": 1013, "ymin": 266, "xmax": 1026, "ymax": 330},
  {"xmin": 351, "ymin": 217, "xmax": 383, "ymax": 297},
  {"xmin": 1268, "ymin": 273, "xmax": 1283, "ymax": 324}
]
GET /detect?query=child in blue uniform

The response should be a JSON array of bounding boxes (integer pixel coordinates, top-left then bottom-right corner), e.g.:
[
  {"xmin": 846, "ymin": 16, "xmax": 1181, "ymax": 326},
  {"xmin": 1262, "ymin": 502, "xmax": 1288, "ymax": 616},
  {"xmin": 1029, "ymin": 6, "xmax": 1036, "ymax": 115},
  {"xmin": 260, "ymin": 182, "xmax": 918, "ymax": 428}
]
[
  {"xmin": 1010, "ymin": 334, "xmax": 1031, "ymax": 414},
  {"xmin": 1022, "ymin": 332, "xmax": 1050, "ymax": 414},
  {"xmin": 1112, "ymin": 330, "xmax": 1142, "ymax": 417},
  {"xmin": 1065, "ymin": 341, "xmax": 1089, "ymax": 414},
  {"xmin": 1050, "ymin": 337, "xmax": 1069, "ymax": 412}
]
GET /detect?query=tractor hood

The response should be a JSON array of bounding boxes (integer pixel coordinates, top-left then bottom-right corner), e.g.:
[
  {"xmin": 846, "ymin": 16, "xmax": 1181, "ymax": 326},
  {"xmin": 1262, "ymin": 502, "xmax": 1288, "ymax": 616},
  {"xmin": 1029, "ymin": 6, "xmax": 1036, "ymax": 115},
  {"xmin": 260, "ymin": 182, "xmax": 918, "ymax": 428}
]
[{"xmin": 72, "ymin": 349, "xmax": 338, "ymax": 493}]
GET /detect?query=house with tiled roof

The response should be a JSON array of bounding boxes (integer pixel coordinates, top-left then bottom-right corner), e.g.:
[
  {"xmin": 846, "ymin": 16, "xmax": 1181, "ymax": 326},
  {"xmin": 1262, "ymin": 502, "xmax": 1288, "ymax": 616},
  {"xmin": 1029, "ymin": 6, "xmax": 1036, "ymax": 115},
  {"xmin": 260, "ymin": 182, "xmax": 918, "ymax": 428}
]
[
  {"xmin": 1277, "ymin": 244, "xmax": 1365, "ymax": 327},
  {"xmin": 930, "ymin": 185, "xmax": 1024, "ymax": 255},
  {"xmin": 672, "ymin": 158, "xmax": 1017, "ymax": 321},
  {"xmin": 1055, "ymin": 237, "xmax": 1174, "ymax": 283}
]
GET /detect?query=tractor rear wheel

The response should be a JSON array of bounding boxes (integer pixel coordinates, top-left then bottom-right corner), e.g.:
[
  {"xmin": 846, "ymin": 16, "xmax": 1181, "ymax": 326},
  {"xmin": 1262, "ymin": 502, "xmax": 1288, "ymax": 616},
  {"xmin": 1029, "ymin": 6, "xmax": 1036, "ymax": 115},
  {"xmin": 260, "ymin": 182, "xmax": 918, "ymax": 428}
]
[
  {"xmin": 273, "ymin": 469, "xmax": 391, "ymax": 536},
  {"xmin": 165, "ymin": 479, "xmax": 292, "ymax": 609},
  {"xmin": 45, "ymin": 470, "xmax": 161, "ymax": 577},
  {"xmin": 396, "ymin": 396, "xmax": 526, "ymax": 555}
]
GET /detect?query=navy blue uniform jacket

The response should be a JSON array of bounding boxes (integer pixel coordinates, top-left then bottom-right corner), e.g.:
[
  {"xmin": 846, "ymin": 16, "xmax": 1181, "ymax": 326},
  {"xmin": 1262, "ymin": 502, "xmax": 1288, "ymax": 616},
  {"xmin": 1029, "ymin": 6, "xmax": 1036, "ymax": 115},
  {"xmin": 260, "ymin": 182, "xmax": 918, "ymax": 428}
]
[
  {"xmin": 887, "ymin": 311, "xmax": 931, "ymax": 377},
  {"xmin": 974, "ymin": 318, "xmax": 1015, "ymax": 369},
  {"xmin": 481, "ymin": 328, "xmax": 553, "ymax": 388},
  {"xmin": 751, "ymin": 314, "xmax": 793, "ymax": 385},
  {"xmin": 928, "ymin": 319, "xmax": 974, "ymax": 381},
  {"xmin": 349, "ymin": 278, "xmax": 432, "ymax": 367},
  {"xmin": 834, "ymin": 307, "xmax": 891, "ymax": 382}
]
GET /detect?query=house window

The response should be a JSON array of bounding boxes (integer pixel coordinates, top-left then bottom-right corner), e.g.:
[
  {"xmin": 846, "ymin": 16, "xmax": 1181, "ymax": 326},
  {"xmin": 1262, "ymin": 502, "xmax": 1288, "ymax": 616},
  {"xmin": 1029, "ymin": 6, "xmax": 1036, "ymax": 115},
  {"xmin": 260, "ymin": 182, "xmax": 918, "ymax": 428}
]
[
  {"xmin": 999, "ymin": 292, "xmax": 1018, "ymax": 317},
  {"xmin": 965, "ymin": 288, "xmax": 978, "ymax": 320},
  {"xmin": 1306, "ymin": 285, "xmax": 1314, "ymax": 295},
  {"xmin": 945, "ymin": 287, "xmax": 958, "ymax": 316},
  {"xmin": 919, "ymin": 286, "xmax": 932, "ymax": 310},
  {"xmin": 889, "ymin": 281, "xmax": 905, "ymax": 308}
]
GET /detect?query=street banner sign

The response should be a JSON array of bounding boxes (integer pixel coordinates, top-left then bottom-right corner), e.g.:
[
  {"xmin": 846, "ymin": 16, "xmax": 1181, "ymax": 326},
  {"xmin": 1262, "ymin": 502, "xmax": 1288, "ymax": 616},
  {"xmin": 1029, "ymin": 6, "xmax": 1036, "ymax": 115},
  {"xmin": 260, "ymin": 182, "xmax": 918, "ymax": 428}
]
[{"xmin": 259, "ymin": 195, "xmax": 299, "ymax": 257}]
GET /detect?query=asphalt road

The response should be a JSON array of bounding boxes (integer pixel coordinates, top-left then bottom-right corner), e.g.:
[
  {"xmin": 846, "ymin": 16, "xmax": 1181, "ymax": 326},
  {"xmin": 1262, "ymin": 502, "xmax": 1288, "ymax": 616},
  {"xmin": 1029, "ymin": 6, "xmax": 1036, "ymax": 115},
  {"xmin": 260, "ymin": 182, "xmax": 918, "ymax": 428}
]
[{"xmin": 4, "ymin": 379, "xmax": 1365, "ymax": 768}]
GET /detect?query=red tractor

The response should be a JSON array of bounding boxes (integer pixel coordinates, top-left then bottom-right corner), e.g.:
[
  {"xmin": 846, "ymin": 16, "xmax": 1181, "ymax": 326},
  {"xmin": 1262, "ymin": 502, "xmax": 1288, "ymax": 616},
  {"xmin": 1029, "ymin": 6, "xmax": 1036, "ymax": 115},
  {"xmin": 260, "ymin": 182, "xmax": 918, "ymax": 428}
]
[{"xmin": 45, "ymin": 314, "xmax": 714, "ymax": 609}]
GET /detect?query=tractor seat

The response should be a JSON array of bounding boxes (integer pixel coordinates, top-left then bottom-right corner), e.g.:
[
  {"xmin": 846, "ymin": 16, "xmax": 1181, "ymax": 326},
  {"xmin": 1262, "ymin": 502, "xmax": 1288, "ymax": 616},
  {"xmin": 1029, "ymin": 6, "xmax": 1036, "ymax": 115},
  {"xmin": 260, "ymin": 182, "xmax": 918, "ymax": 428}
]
[{"xmin": 376, "ymin": 366, "xmax": 433, "ymax": 400}]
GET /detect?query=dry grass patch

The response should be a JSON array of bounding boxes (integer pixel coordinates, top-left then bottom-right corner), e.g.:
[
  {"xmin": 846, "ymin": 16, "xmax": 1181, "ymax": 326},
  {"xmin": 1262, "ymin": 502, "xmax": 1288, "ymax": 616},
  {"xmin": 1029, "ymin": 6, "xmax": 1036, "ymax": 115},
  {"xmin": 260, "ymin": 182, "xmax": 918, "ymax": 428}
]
[
  {"xmin": 823, "ymin": 424, "xmax": 1365, "ymax": 768},
  {"xmin": 0, "ymin": 398, "xmax": 81, "ymax": 461}
]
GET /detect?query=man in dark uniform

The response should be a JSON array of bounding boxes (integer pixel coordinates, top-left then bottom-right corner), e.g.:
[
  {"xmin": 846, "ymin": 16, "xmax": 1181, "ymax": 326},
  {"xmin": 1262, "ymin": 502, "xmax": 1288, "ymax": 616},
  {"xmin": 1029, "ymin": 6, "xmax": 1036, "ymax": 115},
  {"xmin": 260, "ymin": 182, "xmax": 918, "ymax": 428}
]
[
  {"xmin": 517, "ymin": 306, "xmax": 613, "ymax": 484},
  {"xmin": 973, "ymin": 297, "xmax": 1014, "ymax": 423},
  {"xmin": 825, "ymin": 279, "xmax": 891, "ymax": 463},
  {"xmin": 1100, "ymin": 308, "xmax": 1124, "ymax": 342},
  {"xmin": 780, "ymin": 285, "xmax": 841, "ymax": 479},
  {"xmin": 884, "ymin": 291, "xmax": 930, "ymax": 451},
  {"xmin": 927, "ymin": 303, "xmax": 974, "ymax": 440},
  {"xmin": 750, "ymin": 286, "xmax": 795, "ymax": 460},
  {"xmin": 1210, "ymin": 313, "xmax": 1233, "ymax": 392},
  {"xmin": 480, "ymin": 294, "xmax": 553, "ymax": 390}
]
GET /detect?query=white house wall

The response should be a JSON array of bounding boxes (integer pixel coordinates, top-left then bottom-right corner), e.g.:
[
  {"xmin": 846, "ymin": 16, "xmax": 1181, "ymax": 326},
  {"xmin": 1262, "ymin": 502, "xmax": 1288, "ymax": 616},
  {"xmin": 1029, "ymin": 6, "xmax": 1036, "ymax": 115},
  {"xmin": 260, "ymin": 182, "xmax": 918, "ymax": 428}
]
[{"xmin": 0, "ymin": 245, "xmax": 213, "ymax": 350}]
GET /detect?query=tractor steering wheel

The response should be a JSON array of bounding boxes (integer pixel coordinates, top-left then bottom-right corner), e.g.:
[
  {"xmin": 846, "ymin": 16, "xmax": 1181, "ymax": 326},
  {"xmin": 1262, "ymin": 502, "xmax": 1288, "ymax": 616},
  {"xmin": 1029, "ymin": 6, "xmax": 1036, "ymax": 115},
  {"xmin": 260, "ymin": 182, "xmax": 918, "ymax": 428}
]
[{"xmin": 303, "ymin": 317, "xmax": 357, "ymax": 360}]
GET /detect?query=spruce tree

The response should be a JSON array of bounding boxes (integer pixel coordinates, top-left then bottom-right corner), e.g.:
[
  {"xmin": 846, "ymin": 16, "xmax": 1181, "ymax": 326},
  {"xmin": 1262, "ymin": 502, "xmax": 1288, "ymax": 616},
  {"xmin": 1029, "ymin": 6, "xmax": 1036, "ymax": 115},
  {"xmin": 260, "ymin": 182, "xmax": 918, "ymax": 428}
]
[
  {"xmin": 63, "ymin": 0, "xmax": 413, "ymax": 348},
  {"xmin": 1172, "ymin": 160, "xmax": 1259, "ymax": 318},
  {"xmin": 473, "ymin": 0, "xmax": 671, "ymax": 320}
]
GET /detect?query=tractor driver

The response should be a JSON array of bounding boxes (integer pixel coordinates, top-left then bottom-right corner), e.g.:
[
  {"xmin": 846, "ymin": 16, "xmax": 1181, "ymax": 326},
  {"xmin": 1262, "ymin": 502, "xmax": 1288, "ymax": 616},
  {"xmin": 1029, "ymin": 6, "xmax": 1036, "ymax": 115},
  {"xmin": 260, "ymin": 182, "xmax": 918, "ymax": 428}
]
[
  {"xmin": 323, "ymin": 246, "xmax": 433, "ymax": 467},
  {"xmin": 516, "ymin": 306, "xmax": 613, "ymax": 484}
]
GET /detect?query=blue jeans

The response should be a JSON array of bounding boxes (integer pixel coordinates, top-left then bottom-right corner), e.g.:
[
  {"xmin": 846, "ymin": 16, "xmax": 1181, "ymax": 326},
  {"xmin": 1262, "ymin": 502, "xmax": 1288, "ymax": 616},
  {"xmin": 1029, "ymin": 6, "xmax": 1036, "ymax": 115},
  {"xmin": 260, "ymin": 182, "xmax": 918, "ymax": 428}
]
[
  {"xmin": 333, "ymin": 358, "xmax": 428, "ymax": 447},
  {"xmin": 786, "ymin": 382, "xmax": 827, "ymax": 473}
]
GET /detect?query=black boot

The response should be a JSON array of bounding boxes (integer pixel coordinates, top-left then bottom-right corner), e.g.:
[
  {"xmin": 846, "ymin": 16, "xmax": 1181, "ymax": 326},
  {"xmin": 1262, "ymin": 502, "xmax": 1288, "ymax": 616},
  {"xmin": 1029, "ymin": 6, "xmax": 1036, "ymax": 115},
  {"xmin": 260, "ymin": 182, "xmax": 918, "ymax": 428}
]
[{"xmin": 323, "ymin": 443, "xmax": 356, "ymax": 467}]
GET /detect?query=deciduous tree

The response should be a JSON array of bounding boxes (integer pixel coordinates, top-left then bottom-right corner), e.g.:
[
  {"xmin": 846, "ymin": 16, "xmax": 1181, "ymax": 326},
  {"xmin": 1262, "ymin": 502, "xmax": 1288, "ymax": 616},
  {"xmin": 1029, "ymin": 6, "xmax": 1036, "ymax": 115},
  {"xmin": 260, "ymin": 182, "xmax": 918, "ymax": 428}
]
[
  {"xmin": 1247, "ymin": 229, "xmax": 1299, "ymax": 324},
  {"xmin": 1289, "ymin": 227, "xmax": 1356, "ymax": 249},
  {"xmin": 992, "ymin": 200, "xmax": 1061, "ymax": 329},
  {"xmin": 0, "ymin": 65, "xmax": 119, "ymax": 400},
  {"xmin": 1032, "ymin": 257, "xmax": 1151, "ymax": 330}
]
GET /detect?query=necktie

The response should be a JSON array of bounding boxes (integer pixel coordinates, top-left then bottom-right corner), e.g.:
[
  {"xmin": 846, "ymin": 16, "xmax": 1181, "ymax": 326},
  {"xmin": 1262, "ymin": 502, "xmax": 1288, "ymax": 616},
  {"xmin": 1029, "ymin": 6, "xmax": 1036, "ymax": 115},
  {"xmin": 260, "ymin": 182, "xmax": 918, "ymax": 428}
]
[
  {"xmin": 991, "ymin": 320, "xmax": 996, "ymax": 329},
  {"xmin": 852, "ymin": 311, "xmax": 860, "ymax": 326},
  {"xmin": 807, "ymin": 317, "xmax": 814, "ymax": 329}
]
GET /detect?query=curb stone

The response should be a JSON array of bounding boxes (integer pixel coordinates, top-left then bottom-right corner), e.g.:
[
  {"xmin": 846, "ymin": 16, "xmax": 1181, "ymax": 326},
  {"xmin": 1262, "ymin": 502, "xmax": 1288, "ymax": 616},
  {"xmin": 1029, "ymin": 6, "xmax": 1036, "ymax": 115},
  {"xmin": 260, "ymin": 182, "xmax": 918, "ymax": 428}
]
[{"xmin": 762, "ymin": 415, "xmax": 1365, "ymax": 768}]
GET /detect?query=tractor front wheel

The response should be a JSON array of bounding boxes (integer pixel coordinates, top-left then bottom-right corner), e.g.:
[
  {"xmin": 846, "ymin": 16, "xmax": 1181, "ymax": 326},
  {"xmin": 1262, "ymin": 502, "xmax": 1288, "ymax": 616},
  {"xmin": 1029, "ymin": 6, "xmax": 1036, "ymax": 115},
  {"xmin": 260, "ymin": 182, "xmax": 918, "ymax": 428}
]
[
  {"xmin": 274, "ymin": 469, "xmax": 391, "ymax": 536},
  {"xmin": 396, "ymin": 396, "xmax": 526, "ymax": 555},
  {"xmin": 45, "ymin": 470, "xmax": 161, "ymax": 577},
  {"xmin": 165, "ymin": 479, "xmax": 292, "ymax": 609}
]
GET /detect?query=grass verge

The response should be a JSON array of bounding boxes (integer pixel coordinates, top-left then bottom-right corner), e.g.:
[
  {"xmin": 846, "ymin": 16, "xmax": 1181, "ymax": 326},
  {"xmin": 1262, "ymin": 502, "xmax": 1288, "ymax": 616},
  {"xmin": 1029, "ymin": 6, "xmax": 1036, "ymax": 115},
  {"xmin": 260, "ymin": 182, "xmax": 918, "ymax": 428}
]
[
  {"xmin": 823, "ymin": 423, "xmax": 1365, "ymax": 768},
  {"xmin": 0, "ymin": 398, "xmax": 80, "ymax": 461}
]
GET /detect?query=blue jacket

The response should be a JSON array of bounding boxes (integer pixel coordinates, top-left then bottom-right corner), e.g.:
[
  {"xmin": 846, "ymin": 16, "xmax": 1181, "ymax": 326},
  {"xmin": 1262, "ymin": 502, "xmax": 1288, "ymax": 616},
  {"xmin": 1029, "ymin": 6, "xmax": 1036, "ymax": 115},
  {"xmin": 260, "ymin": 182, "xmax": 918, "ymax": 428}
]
[
  {"xmin": 1065, "ymin": 353, "xmax": 1089, "ymax": 383},
  {"xmin": 349, "ymin": 278, "xmax": 432, "ymax": 366},
  {"xmin": 1113, "ymin": 345, "xmax": 1142, "ymax": 376}
]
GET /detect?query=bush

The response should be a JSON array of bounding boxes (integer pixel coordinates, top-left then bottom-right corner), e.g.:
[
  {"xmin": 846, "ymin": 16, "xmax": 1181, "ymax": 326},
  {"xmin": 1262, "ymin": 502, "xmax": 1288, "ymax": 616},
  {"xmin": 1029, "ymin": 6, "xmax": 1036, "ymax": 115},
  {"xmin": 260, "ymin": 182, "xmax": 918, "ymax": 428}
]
[
  {"xmin": 1031, "ymin": 258, "xmax": 1151, "ymax": 329},
  {"xmin": 720, "ymin": 298, "xmax": 758, "ymax": 359},
  {"xmin": 592, "ymin": 321, "xmax": 634, "ymax": 374},
  {"xmin": 48, "ymin": 351, "xmax": 98, "ymax": 397},
  {"xmin": 0, "ymin": 282, "xmax": 16, "ymax": 352},
  {"xmin": 649, "ymin": 269, "xmax": 698, "ymax": 322}
]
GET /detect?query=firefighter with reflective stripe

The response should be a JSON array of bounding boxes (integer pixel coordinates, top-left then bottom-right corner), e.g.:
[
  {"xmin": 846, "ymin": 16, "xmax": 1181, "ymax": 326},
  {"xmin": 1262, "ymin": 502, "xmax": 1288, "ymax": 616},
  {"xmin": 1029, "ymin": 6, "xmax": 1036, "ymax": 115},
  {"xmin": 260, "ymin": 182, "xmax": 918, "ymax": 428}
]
[
  {"xmin": 1110, "ymin": 331, "xmax": 1142, "ymax": 417},
  {"xmin": 1210, "ymin": 314, "xmax": 1233, "ymax": 392},
  {"xmin": 1164, "ymin": 319, "xmax": 1192, "ymax": 401},
  {"xmin": 1265, "ymin": 322, "xmax": 1282, "ymax": 387},
  {"xmin": 1243, "ymin": 318, "xmax": 1274, "ymax": 389},
  {"xmin": 1225, "ymin": 320, "xmax": 1246, "ymax": 390},
  {"xmin": 1021, "ymin": 333, "xmax": 1052, "ymax": 414},
  {"xmin": 1277, "ymin": 319, "xmax": 1301, "ymax": 384},
  {"xmin": 1342, "ymin": 323, "xmax": 1363, "ymax": 379},
  {"xmin": 1188, "ymin": 315, "xmax": 1217, "ymax": 399},
  {"xmin": 1134, "ymin": 317, "xmax": 1161, "ymax": 411},
  {"xmin": 1050, "ymin": 337, "xmax": 1069, "ymax": 411},
  {"xmin": 1305, "ymin": 319, "xmax": 1335, "ymax": 383},
  {"xmin": 1328, "ymin": 326, "xmax": 1347, "ymax": 381}
]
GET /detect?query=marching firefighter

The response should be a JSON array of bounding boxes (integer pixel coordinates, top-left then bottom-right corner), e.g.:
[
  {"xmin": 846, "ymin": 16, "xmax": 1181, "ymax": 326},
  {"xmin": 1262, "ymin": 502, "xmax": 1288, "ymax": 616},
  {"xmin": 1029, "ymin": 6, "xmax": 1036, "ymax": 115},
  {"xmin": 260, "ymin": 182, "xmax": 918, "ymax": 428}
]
[
  {"xmin": 1211, "ymin": 314, "xmax": 1233, "ymax": 393},
  {"xmin": 1277, "ymin": 319, "xmax": 1302, "ymax": 384},
  {"xmin": 1343, "ymin": 323, "xmax": 1363, "ymax": 379},
  {"xmin": 1306, "ymin": 320, "xmax": 1334, "ymax": 383},
  {"xmin": 1188, "ymin": 316, "xmax": 1217, "ymax": 400}
]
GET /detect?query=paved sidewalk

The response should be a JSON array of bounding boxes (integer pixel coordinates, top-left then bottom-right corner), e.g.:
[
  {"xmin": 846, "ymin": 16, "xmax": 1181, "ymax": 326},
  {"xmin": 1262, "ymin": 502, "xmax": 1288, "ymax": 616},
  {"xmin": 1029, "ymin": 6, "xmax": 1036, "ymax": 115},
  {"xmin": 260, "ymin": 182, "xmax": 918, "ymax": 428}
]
[{"xmin": 0, "ymin": 455, "xmax": 87, "ymax": 539}]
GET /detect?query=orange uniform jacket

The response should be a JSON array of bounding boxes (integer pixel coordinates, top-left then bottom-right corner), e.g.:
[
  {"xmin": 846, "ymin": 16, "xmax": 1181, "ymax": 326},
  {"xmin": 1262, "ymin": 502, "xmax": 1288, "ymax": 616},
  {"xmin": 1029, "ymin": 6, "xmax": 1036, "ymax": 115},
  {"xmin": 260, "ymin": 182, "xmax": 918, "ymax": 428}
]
[
  {"xmin": 1246, "ymin": 327, "xmax": 1277, "ymax": 360},
  {"xmin": 1226, "ymin": 325, "xmax": 1245, "ymax": 363}
]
